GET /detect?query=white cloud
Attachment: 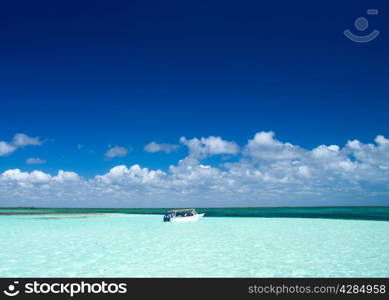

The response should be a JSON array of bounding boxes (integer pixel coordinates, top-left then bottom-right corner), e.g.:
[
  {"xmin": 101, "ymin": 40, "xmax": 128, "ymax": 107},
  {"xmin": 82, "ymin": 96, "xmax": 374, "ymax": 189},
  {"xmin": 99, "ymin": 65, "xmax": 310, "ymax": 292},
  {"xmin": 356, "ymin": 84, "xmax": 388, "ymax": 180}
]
[
  {"xmin": 180, "ymin": 136, "xmax": 239, "ymax": 159},
  {"xmin": 12, "ymin": 133, "xmax": 42, "ymax": 147},
  {"xmin": 375, "ymin": 135, "xmax": 389, "ymax": 145},
  {"xmin": 95, "ymin": 165, "xmax": 165, "ymax": 185},
  {"xmin": 345, "ymin": 135, "xmax": 389, "ymax": 170},
  {"xmin": 244, "ymin": 131, "xmax": 304, "ymax": 161},
  {"xmin": 1, "ymin": 169, "xmax": 51, "ymax": 184},
  {"xmin": 144, "ymin": 142, "xmax": 180, "ymax": 153},
  {"xmin": 0, "ymin": 133, "xmax": 43, "ymax": 157},
  {"xmin": 0, "ymin": 169, "xmax": 80, "ymax": 185},
  {"xmin": 0, "ymin": 132, "xmax": 388, "ymax": 207},
  {"xmin": 105, "ymin": 146, "xmax": 129, "ymax": 158},
  {"xmin": 298, "ymin": 165, "xmax": 311, "ymax": 178},
  {"xmin": 53, "ymin": 170, "xmax": 81, "ymax": 182},
  {"xmin": 26, "ymin": 158, "xmax": 47, "ymax": 164},
  {"xmin": 0, "ymin": 141, "xmax": 17, "ymax": 156}
]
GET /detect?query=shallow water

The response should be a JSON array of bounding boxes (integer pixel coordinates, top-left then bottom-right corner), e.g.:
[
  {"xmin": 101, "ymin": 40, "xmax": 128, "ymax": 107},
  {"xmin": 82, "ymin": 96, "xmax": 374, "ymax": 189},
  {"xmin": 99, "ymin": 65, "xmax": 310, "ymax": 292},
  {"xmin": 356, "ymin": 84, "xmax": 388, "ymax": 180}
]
[
  {"xmin": 2, "ymin": 206, "xmax": 389, "ymax": 221},
  {"xmin": 0, "ymin": 213, "xmax": 388, "ymax": 277}
]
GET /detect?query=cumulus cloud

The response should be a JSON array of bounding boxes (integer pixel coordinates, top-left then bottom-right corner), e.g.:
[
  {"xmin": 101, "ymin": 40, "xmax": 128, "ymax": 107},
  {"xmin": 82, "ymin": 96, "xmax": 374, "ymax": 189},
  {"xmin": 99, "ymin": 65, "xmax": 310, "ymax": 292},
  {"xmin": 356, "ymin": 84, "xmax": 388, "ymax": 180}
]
[
  {"xmin": 345, "ymin": 135, "xmax": 389, "ymax": 170},
  {"xmin": 96, "ymin": 165, "xmax": 165, "ymax": 185},
  {"xmin": 105, "ymin": 146, "xmax": 129, "ymax": 158},
  {"xmin": 180, "ymin": 136, "xmax": 239, "ymax": 159},
  {"xmin": 53, "ymin": 170, "xmax": 81, "ymax": 182},
  {"xmin": 2, "ymin": 169, "xmax": 52, "ymax": 185},
  {"xmin": 244, "ymin": 131, "xmax": 304, "ymax": 161},
  {"xmin": 0, "ymin": 132, "xmax": 388, "ymax": 207},
  {"xmin": 26, "ymin": 158, "xmax": 47, "ymax": 165},
  {"xmin": 144, "ymin": 142, "xmax": 180, "ymax": 153},
  {"xmin": 0, "ymin": 133, "xmax": 43, "ymax": 157}
]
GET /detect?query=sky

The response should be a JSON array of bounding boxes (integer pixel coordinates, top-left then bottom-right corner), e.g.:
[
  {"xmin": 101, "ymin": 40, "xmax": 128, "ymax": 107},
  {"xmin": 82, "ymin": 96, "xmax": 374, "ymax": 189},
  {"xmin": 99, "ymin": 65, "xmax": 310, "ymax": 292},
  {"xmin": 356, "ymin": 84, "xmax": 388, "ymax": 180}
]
[{"xmin": 0, "ymin": 0, "xmax": 388, "ymax": 207}]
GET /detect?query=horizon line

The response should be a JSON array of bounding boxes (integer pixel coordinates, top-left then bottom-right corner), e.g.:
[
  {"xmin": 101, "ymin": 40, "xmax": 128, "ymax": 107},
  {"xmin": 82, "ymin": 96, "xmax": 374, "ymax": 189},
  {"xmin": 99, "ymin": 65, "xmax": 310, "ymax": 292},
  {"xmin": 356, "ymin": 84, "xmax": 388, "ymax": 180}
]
[{"xmin": 1, "ymin": 205, "xmax": 389, "ymax": 210}]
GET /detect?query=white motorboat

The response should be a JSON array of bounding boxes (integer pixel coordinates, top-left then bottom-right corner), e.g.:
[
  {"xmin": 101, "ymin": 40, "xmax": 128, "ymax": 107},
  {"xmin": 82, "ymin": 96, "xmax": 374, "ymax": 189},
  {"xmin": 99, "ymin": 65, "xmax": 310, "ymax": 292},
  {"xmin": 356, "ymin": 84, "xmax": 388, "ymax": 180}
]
[{"xmin": 163, "ymin": 209, "xmax": 205, "ymax": 223}]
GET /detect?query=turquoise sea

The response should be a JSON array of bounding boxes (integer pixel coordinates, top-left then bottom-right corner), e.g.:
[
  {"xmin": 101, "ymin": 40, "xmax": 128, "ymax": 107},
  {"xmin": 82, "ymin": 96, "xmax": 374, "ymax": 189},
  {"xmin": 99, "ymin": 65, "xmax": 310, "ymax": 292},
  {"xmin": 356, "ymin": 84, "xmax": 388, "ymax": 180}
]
[{"xmin": 0, "ymin": 207, "xmax": 389, "ymax": 277}]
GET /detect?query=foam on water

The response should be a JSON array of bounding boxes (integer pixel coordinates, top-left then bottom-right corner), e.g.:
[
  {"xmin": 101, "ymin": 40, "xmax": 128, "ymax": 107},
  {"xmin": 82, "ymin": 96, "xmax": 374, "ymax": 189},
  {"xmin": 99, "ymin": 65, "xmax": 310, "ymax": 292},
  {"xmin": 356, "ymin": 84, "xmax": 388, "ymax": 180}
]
[{"xmin": 0, "ymin": 214, "xmax": 388, "ymax": 277}]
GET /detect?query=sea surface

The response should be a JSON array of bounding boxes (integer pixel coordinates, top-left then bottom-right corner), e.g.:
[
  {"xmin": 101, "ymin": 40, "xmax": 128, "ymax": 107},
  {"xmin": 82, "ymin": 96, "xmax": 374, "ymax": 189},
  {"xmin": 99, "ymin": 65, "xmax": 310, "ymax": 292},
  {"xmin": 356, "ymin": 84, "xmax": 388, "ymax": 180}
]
[{"xmin": 0, "ymin": 207, "xmax": 388, "ymax": 277}]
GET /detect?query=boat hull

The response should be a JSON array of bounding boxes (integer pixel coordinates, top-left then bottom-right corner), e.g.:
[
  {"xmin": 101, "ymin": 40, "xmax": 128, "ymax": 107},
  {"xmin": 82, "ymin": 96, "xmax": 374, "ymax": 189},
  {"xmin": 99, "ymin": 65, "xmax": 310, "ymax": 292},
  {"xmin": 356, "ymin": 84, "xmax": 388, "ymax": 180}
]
[{"xmin": 170, "ymin": 213, "xmax": 205, "ymax": 223}]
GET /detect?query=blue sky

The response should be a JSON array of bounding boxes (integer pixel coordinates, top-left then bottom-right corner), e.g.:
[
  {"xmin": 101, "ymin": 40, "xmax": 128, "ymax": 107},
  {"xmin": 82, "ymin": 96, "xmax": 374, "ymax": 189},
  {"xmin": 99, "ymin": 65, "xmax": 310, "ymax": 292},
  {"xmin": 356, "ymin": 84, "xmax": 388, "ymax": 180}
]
[{"xmin": 0, "ymin": 0, "xmax": 388, "ymax": 207}]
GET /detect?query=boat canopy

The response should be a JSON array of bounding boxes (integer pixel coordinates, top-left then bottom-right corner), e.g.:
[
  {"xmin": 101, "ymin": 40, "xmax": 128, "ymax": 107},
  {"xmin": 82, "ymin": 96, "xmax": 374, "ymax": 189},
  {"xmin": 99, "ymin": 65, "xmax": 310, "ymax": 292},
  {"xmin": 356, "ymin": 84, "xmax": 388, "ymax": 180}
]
[{"xmin": 167, "ymin": 209, "xmax": 195, "ymax": 213}]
